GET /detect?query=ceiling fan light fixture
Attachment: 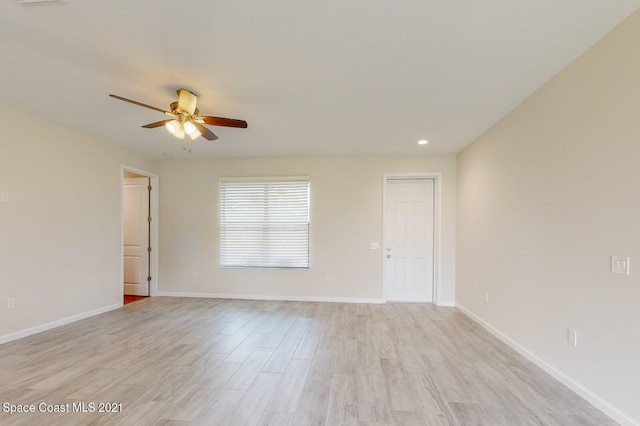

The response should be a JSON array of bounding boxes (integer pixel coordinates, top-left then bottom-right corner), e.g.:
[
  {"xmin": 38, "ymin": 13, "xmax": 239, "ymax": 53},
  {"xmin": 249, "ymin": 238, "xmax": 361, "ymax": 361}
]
[
  {"xmin": 165, "ymin": 120, "xmax": 185, "ymax": 139},
  {"xmin": 174, "ymin": 125, "xmax": 185, "ymax": 140},
  {"xmin": 184, "ymin": 121, "xmax": 200, "ymax": 139},
  {"xmin": 165, "ymin": 120, "xmax": 179, "ymax": 135}
]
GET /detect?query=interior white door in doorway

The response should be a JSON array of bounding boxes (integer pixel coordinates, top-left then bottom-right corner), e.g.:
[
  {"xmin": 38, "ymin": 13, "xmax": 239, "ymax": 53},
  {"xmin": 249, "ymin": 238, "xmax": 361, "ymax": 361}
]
[
  {"xmin": 384, "ymin": 177, "xmax": 435, "ymax": 302},
  {"xmin": 123, "ymin": 177, "xmax": 150, "ymax": 296}
]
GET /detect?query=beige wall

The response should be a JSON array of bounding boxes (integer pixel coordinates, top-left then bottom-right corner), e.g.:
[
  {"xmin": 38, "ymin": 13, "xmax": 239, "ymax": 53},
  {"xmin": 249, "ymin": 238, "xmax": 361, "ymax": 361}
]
[
  {"xmin": 456, "ymin": 10, "xmax": 640, "ymax": 425},
  {"xmin": 5, "ymin": 9, "xmax": 638, "ymax": 422},
  {"xmin": 0, "ymin": 103, "xmax": 157, "ymax": 340},
  {"xmin": 157, "ymin": 155, "xmax": 456, "ymax": 303}
]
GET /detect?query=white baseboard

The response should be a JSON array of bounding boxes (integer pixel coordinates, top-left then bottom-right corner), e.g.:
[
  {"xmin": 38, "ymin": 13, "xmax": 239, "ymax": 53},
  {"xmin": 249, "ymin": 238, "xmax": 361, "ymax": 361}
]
[
  {"xmin": 0, "ymin": 303, "xmax": 122, "ymax": 346},
  {"xmin": 158, "ymin": 291, "xmax": 386, "ymax": 305},
  {"xmin": 456, "ymin": 303, "xmax": 637, "ymax": 426},
  {"xmin": 436, "ymin": 300, "xmax": 455, "ymax": 307}
]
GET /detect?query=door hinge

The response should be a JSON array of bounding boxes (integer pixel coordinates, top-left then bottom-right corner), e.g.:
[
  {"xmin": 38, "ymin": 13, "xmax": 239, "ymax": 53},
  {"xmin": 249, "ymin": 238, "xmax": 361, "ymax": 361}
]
[
  {"xmin": 147, "ymin": 246, "xmax": 152, "ymax": 253},
  {"xmin": 148, "ymin": 185, "xmax": 152, "ymax": 191},
  {"xmin": 147, "ymin": 276, "xmax": 152, "ymax": 282},
  {"xmin": 147, "ymin": 216, "xmax": 152, "ymax": 223}
]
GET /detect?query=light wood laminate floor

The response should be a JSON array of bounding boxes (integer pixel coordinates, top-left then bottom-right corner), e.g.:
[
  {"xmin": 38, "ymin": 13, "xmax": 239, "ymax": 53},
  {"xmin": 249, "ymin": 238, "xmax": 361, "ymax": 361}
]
[{"xmin": 0, "ymin": 297, "xmax": 615, "ymax": 425}]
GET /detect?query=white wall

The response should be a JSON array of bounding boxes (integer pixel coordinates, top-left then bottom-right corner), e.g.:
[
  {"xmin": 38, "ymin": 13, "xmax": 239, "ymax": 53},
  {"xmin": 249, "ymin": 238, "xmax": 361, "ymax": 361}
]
[
  {"xmin": 0, "ymin": 103, "xmax": 157, "ymax": 341},
  {"xmin": 158, "ymin": 155, "xmax": 456, "ymax": 303},
  {"xmin": 456, "ymin": 10, "xmax": 640, "ymax": 425}
]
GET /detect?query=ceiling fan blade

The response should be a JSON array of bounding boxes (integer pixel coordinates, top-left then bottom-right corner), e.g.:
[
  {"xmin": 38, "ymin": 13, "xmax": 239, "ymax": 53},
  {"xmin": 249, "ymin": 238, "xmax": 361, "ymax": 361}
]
[
  {"xmin": 201, "ymin": 116, "xmax": 248, "ymax": 128},
  {"xmin": 193, "ymin": 122, "xmax": 218, "ymax": 141},
  {"xmin": 177, "ymin": 89, "xmax": 198, "ymax": 115},
  {"xmin": 109, "ymin": 94, "xmax": 169, "ymax": 113},
  {"xmin": 142, "ymin": 119, "xmax": 173, "ymax": 128}
]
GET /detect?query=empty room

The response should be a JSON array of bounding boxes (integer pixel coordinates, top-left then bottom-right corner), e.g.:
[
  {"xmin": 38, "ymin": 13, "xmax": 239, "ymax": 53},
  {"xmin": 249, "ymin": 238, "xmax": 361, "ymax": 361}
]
[{"xmin": 1, "ymin": 1, "xmax": 639, "ymax": 425}]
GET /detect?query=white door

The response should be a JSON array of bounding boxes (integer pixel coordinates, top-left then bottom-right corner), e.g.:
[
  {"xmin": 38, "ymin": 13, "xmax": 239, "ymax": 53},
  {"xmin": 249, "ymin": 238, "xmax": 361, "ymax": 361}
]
[
  {"xmin": 124, "ymin": 177, "xmax": 150, "ymax": 296},
  {"xmin": 384, "ymin": 178, "xmax": 435, "ymax": 302}
]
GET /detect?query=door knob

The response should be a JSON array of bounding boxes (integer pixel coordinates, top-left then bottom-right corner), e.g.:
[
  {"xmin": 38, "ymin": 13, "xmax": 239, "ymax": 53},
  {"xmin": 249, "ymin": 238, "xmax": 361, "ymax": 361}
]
[{"xmin": 387, "ymin": 254, "xmax": 391, "ymax": 259}]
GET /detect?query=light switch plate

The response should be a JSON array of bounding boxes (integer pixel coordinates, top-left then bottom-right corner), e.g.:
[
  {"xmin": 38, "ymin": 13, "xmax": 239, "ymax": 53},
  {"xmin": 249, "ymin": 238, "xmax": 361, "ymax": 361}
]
[
  {"xmin": 369, "ymin": 242, "xmax": 380, "ymax": 250},
  {"xmin": 611, "ymin": 256, "xmax": 630, "ymax": 276}
]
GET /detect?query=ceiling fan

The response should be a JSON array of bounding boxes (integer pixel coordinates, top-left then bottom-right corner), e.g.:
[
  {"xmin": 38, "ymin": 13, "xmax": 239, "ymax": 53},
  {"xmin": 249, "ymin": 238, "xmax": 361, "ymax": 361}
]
[{"xmin": 109, "ymin": 88, "xmax": 247, "ymax": 142}]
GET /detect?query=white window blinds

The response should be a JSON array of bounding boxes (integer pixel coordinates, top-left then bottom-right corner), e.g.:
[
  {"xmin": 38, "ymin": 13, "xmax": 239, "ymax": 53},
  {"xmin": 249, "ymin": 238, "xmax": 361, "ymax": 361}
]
[{"xmin": 219, "ymin": 177, "xmax": 310, "ymax": 269}]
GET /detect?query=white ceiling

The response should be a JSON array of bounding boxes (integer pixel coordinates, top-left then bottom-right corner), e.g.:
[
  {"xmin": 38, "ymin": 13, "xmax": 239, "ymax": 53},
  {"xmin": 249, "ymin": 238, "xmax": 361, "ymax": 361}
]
[{"xmin": 1, "ymin": 1, "xmax": 638, "ymax": 160}]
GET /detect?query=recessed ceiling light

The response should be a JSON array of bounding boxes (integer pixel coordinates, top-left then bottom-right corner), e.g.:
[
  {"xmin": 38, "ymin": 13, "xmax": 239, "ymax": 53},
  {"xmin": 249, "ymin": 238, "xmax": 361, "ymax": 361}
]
[{"xmin": 418, "ymin": 139, "xmax": 428, "ymax": 145}]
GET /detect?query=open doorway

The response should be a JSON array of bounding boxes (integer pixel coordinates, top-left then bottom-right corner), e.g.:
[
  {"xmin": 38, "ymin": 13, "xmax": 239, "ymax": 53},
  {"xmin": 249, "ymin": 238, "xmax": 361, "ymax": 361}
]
[
  {"xmin": 121, "ymin": 166, "xmax": 159, "ymax": 305},
  {"xmin": 123, "ymin": 173, "xmax": 150, "ymax": 302}
]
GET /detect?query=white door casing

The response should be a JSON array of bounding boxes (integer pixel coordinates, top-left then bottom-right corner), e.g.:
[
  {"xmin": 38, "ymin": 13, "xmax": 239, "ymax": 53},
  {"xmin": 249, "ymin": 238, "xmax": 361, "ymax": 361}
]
[
  {"xmin": 384, "ymin": 177, "xmax": 435, "ymax": 302},
  {"xmin": 123, "ymin": 177, "xmax": 150, "ymax": 296}
]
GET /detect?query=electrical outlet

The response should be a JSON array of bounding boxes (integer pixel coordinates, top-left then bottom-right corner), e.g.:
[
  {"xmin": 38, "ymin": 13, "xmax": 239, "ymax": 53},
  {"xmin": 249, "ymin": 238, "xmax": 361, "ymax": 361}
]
[
  {"xmin": 0, "ymin": 192, "xmax": 9, "ymax": 203},
  {"xmin": 484, "ymin": 292, "xmax": 489, "ymax": 303},
  {"xmin": 7, "ymin": 298, "xmax": 15, "ymax": 310},
  {"xmin": 567, "ymin": 328, "xmax": 577, "ymax": 347}
]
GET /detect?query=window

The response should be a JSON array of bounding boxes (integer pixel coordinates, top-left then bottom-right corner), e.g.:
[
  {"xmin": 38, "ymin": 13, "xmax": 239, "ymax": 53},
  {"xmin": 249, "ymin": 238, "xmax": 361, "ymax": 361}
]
[{"xmin": 219, "ymin": 177, "xmax": 310, "ymax": 269}]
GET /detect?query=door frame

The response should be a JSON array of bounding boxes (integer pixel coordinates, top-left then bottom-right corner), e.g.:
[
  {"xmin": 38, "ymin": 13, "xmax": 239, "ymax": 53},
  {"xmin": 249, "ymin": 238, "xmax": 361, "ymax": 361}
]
[
  {"xmin": 382, "ymin": 173, "xmax": 442, "ymax": 304},
  {"xmin": 120, "ymin": 165, "xmax": 159, "ymax": 300}
]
